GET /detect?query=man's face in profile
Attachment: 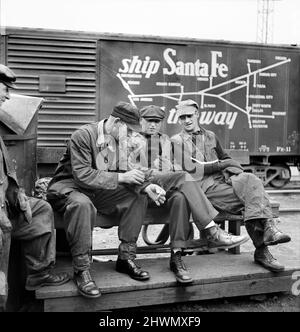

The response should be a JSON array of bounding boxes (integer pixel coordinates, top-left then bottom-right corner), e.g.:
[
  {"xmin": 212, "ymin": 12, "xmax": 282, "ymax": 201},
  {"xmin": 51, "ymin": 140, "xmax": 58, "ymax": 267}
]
[{"xmin": 0, "ymin": 83, "xmax": 10, "ymax": 108}]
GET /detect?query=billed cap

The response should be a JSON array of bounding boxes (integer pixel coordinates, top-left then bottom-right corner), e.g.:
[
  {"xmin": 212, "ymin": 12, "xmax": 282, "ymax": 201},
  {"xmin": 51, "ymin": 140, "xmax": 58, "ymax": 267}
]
[
  {"xmin": 111, "ymin": 101, "xmax": 142, "ymax": 132},
  {"xmin": 0, "ymin": 64, "xmax": 16, "ymax": 88},
  {"xmin": 140, "ymin": 105, "xmax": 165, "ymax": 120},
  {"xmin": 176, "ymin": 99, "xmax": 199, "ymax": 117}
]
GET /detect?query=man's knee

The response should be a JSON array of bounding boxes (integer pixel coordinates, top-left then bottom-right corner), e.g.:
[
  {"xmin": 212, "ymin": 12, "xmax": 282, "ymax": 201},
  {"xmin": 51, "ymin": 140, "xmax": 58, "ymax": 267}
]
[
  {"xmin": 167, "ymin": 190, "xmax": 186, "ymax": 206},
  {"xmin": 66, "ymin": 193, "xmax": 96, "ymax": 214},
  {"xmin": 240, "ymin": 172, "xmax": 261, "ymax": 183}
]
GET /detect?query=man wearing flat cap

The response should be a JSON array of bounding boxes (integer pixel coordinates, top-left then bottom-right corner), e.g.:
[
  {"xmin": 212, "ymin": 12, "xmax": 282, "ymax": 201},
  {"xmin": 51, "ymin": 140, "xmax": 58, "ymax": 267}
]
[
  {"xmin": 123, "ymin": 104, "xmax": 248, "ymax": 284},
  {"xmin": 172, "ymin": 99, "xmax": 291, "ymax": 272},
  {"xmin": 47, "ymin": 101, "xmax": 168, "ymax": 298},
  {"xmin": 0, "ymin": 64, "xmax": 69, "ymax": 296}
]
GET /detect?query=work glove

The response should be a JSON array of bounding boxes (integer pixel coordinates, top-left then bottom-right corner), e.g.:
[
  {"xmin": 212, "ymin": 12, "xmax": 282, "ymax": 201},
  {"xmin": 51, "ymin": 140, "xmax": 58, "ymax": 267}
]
[
  {"xmin": 219, "ymin": 159, "xmax": 243, "ymax": 171},
  {"xmin": 219, "ymin": 159, "xmax": 244, "ymax": 176}
]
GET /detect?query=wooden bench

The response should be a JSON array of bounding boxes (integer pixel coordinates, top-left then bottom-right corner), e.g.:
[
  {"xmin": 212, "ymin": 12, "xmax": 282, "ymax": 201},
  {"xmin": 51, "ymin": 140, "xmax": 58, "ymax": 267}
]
[{"xmin": 54, "ymin": 201, "xmax": 280, "ymax": 257}]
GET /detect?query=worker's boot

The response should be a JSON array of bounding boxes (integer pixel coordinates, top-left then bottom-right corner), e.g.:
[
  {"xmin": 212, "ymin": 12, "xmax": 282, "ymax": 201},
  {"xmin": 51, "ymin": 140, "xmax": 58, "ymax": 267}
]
[
  {"xmin": 263, "ymin": 219, "xmax": 291, "ymax": 246},
  {"xmin": 203, "ymin": 225, "xmax": 249, "ymax": 250},
  {"xmin": 254, "ymin": 246, "xmax": 284, "ymax": 272},
  {"xmin": 245, "ymin": 220, "xmax": 285, "ymax": 272},
  {"xmin": 170, "ymin": 250, "xmax": 193, "ymax": 284}
]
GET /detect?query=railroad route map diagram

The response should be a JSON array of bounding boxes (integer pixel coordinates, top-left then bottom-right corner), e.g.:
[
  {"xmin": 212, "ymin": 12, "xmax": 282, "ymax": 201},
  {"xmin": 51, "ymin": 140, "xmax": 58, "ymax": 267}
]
[
  {"xmin": 100, "ymin": 41, "xmax": 299, "ymax": 153},
  {"xmin": 117, "ymin": 56, "xmax": 290, "ymax": 130}
]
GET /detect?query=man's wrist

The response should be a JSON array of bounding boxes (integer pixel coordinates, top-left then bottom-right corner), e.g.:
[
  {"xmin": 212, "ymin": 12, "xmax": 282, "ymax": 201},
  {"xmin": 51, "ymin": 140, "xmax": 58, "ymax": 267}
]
[{"xmin": 118, "ymin": 173, "xmax": 124, "ymax": 183}]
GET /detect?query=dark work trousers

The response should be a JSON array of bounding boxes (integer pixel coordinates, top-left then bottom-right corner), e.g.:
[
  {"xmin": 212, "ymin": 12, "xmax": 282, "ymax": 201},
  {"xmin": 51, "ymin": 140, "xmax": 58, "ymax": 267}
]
[
  {"xmin": 203, "ymin": 172, "xmax": 273, "ymax": 248},
  {"xmin": 150, "ymin": 171, "xmax": 218, "ymax": 248},
  {"xmin": 47, "ymin": 179, "xmax": 148, "ymax": 272},
  {"xmin": 11, "ymin": 197, "xmax": 56, "ymax": 276}
]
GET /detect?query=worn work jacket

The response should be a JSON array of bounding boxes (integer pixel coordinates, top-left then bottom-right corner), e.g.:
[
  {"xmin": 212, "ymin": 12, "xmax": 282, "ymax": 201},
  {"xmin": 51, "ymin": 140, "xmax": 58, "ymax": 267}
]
[
  {"xmin": 0, "ymin": 137, "xmax": 19, "ymax": 229},
  {"xmin": 171, "ymin": 128, "xmax": 232, "ymax": 192},
  {"xmin": 48, "ymin": 120, "xmax": 150, "ymax": 194},
  {"xmin": 127, "ymin": 132, "xmax": 177, "ymax": 173}
]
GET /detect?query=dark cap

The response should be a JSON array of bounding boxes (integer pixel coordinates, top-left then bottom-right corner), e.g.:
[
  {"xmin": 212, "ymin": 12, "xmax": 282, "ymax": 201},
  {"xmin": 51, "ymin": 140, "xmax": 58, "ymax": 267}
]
[
  {"xmin": 140, "ymin": 105, "xmax": 165, "ymax": 120},
  {"xmin": 176, "ymin": 99, "xmax": 199, "ymax": 117},
  {"xmin": 0, "ymin": 64, "xmax": 16, "ymax": 89},
  {"xmin": 111, "ymin": 101, "xmax": 142, "ymax": 132}
]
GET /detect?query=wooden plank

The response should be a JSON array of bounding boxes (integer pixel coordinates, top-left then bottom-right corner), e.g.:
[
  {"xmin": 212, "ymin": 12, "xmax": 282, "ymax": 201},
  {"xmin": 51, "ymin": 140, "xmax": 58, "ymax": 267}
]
[
  {"xmin": 43, "ymin": 275, "xmax": 293, "ymax": 312},
  {"xmin": 36, "ymin": 251, "xmax": 300, "ymax": 300}
]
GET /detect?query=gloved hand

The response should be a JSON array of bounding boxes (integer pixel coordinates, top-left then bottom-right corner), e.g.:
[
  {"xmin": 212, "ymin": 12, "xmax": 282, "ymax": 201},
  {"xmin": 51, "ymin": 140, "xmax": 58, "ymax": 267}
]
[
  {"xmin": 219, "ymin": 159, "xmax": 243, "ymax": 171},
  {"xmin": 219, "ymin": 159, "xmax": 244, "ymax": 175},
  {"xmin": 16, "ymin": 188, "xmax": 32, "ymax": 224}
]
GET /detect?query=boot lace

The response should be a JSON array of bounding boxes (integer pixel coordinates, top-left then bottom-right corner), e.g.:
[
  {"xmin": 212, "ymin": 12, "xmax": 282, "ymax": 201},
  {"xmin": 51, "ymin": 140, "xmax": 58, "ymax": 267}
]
[
  {"xmin": 173, "ymin": 252, "xmax": 185, "ymax": 270},
  {"xmin": 263, "ymin": 248, "xmax": 275, "ymax": 262},
  {"xmin": 80, "ymin": 270, "xmax": 93, "ymax": 284},
  {"xmin": 265, "ymin": 219, "xmax": 280, "ymax": 235}
]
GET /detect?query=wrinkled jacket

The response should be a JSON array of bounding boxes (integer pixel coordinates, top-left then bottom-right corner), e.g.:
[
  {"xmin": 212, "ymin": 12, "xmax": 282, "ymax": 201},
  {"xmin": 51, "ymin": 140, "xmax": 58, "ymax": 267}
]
[
  {"xmin": 48, "ymin": 120, "xmax": 150, "ymax": 193},
  {"xmin": 127, "ymin": 132, "xmax": 180, "ymax": 174},
  {"xmin": 0, "ymin": 136, "xmax": 24, "ymax": 228},
  {"xmin": 171, "ymin": 128, "xmax": 231, "ymax": 191},
  {"xmin": 49, "ymin": 121, "xmax": 119, "ymax": 191}
]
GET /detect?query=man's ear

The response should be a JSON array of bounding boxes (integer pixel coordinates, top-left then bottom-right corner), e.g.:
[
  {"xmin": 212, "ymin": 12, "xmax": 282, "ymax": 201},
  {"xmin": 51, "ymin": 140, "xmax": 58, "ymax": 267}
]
[{"xmin": 112, "ymin": 117, "xmax": 120, "ymax": 125}]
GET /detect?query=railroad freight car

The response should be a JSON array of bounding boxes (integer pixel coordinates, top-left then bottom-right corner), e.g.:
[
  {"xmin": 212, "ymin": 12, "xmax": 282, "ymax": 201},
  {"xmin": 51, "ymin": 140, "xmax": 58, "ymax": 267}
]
[{"xmin": 1, "ymin": 27, "xmax": 299, "ymax": 187}]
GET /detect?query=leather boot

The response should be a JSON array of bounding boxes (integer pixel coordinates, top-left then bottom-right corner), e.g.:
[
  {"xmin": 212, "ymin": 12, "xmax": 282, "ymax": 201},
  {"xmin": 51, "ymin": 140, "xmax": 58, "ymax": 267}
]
[
  {"xmin": 73, "ymin": 270, "xmax": 101, "ymax": 298},
  {"xmin": 263, "ymin": 219, "xmax": 291, "ymax": 246},
  {"xmin": 26, "ymin": 271, "xmax": 70, "ymax": 291},
  {"xmin": 254, "ymin": 246, "xmax": 285, "ymax": 272},
  {"xmin": 116, "ymin": 258, "xmax": 150, "ymax": 281},
  {"xmin": 170, "ymin": 250, "xmax": 193, "ymax": 284},
  {"xmin": 203, "ymin": 225, "xmax": 249, "ymax": 250}
]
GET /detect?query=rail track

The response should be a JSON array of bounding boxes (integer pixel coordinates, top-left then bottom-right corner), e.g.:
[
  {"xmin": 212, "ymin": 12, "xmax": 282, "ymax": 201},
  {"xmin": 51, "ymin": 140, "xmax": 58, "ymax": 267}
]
[{"xmin": 266, "ymin": 182, "xmax": 300, "ymax": 213}]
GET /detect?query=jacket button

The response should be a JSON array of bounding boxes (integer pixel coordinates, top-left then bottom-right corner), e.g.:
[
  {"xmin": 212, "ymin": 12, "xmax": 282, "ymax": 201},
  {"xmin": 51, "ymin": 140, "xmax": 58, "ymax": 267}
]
[{"xmin": 0, "ymin": 180, "xmax": 3, "ymax": 185}]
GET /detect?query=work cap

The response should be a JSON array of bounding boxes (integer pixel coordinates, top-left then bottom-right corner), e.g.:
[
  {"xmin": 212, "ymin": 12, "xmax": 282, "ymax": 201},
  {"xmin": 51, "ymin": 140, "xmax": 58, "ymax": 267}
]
[
  {"xmin": 0, "ymin": 64, "xmax": 16, "ymax": 89},
  {"xmin": 176, "ymin": 99, "xmax": 199, "ymax": 117},
  {"xmin": 140, "ymin": 105, "xmax": 165, "ymax": 120},
  {"xmin": 111, "ymin": 101, "xmax": 142, "ymax": 132}
]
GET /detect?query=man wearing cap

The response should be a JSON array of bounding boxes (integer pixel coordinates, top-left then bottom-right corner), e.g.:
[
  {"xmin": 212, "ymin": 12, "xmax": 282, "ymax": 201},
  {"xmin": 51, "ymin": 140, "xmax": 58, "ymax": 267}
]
[
  {"xmin": 0, "ymin": 64, "xmax": 70, "ymax": 294},
  {"xmin": 171, "ymin": 99, "xmax": 291, "ymax": 272},
  {"xmin": 124, "ymin": 104, "xmax": 248, "ymax": 284},
  {"xmin": 47, "ymin": 101, "xmax": 168, "ymax": 298}
]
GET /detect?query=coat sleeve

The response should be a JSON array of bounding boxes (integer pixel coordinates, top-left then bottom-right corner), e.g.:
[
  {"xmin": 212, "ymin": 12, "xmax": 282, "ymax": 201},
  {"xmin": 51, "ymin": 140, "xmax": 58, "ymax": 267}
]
[
  {"xmin": 171, "ymin": 136, "xmax": 204, "ymax": 180},
  {"xmin": 214, "ymin": 135, "xmax": 231, "ymax": 160},
  {"xmin": 70, "ymin": 129, "xmax": 119, "ymax": 190}
]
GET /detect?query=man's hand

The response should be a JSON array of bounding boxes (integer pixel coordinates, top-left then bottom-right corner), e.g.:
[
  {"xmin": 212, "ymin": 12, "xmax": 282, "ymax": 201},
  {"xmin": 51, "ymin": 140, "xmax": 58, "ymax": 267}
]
[
  {"xmin": 144, "ymin": 184, "xmax": 166, "ymax": 206},
  {"xmin": 118, "ymin": 169, "xmax": 145, "ymax": 185}
]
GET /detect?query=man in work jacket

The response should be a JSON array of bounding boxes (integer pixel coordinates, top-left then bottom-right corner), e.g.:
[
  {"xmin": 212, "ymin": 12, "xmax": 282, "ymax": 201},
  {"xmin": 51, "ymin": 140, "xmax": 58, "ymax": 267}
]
[
  {"xmin": 125, "ymin": 104, "xmax": 248, "ymax": 284},
  {"xmin": 47, "ymin": 102, "xmax": 174, "ymax": 298},
  {"xmin": 0, "ymin": 64, "xmax": 69, "ymax": 293},
  {"xmin": 171, "ymin": 99, "xmax": 291, "ymax": 272}
]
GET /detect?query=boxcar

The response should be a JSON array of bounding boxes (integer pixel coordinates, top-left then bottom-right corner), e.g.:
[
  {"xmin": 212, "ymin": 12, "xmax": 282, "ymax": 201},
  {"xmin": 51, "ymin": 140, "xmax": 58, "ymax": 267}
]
[{"xmin": 1, "ymin": 26, "xmax": 299, "ymax": 187}]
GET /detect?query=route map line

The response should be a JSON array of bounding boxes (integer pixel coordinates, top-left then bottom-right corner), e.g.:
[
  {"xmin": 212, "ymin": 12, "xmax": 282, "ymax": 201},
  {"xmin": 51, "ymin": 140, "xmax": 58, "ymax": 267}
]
[{"xmin": 117, "ymin": 58, "xmax": 291, "ymax": 129}]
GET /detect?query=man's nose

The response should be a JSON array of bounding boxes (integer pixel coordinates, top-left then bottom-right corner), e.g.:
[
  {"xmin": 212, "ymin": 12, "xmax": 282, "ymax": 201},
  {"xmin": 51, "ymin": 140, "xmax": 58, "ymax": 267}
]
[{"xmin": 5, "ymin": 91, "xmax": 10, "ymax": 100}]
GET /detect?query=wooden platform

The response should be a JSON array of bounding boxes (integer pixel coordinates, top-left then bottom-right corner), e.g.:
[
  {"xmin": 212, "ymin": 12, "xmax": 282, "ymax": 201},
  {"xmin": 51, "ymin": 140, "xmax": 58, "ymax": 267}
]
[{"xmin": 36, "ymin": 251, "xmax": 300, "ymax": 312}]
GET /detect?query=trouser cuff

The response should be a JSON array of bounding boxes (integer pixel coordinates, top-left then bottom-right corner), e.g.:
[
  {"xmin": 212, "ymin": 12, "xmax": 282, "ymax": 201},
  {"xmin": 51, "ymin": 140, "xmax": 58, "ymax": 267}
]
[
  {"xmin": 72, "ymin": 253, "xmax": 91, "ymax": 272},
  {"xmin": 118, "ymin": 242, "xmax": 137, "ymax": 260},
  {"xmin": 170, "ymin": 240, "xmax": 189, "ymax": 249}
]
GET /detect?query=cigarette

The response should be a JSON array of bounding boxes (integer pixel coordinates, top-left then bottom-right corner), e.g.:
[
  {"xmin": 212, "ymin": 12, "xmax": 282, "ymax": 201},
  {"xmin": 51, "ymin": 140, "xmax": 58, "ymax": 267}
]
[{"xmin": 156, "ymin": 193, "xmax": 162, "ymax": 200}]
